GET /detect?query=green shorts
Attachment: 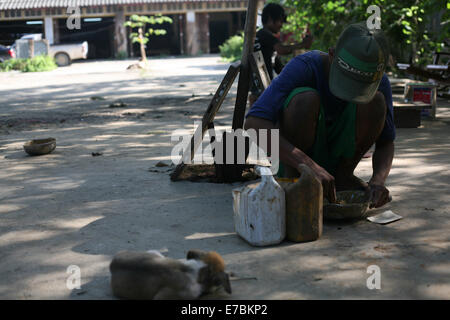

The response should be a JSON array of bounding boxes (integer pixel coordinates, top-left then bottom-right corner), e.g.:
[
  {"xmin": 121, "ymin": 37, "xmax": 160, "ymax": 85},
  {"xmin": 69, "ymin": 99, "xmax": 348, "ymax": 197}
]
[{"xmin": 278, "ymin": 87, "xmax": 356, "ymax": 177}]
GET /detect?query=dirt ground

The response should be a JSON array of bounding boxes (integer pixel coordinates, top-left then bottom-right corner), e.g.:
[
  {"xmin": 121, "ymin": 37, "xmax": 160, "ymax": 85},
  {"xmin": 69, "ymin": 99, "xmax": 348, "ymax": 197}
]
[{"xmin": 0, "ymin": 56, "xmax": 449, "ymax": 299}]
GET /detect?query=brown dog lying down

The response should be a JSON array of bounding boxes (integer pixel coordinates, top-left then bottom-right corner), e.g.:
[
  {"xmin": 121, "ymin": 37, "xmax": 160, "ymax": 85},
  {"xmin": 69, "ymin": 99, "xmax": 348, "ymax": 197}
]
[{"xmin": 110, "ymin": 249, "xmax": 232, "ymax": 299}]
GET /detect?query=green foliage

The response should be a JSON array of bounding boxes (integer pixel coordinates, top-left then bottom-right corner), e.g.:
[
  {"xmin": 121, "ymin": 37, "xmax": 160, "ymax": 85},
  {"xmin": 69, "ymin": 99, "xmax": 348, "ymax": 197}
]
[
  {"xmin": 0, "ymin": 55, "xmax": 57, "ymax": 72},
  {"xmin": 273, "ymin": 0, "xmax": 449, "ymax": 67},
  {"xmin": 219, "ymin": 32, "xmax": 244, "ymax": 62},
  {"xmin": 124, "ymin": 14, "xmax": 173, "ymax": 46},
  {"xmin": 0, "ymin": 58, "xmax": 26, "ymax": 71},
  {"xmin": 22, "ymin": 55, "xmax": 58, "ymax": 72}
]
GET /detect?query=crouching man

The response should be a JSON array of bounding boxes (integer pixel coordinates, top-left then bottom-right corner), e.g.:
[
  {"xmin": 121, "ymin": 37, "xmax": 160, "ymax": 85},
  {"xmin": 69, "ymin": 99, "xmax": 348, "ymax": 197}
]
[{"xmin": 244, "ymin": 22, "xmax": 395, "ymax": 208}]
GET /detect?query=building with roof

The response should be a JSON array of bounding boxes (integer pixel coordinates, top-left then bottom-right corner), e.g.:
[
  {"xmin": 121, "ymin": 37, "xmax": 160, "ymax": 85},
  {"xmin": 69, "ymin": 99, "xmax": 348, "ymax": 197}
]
[{"xmin": 0, "ymin": 0, "xmax": 255, "ymax": 59}]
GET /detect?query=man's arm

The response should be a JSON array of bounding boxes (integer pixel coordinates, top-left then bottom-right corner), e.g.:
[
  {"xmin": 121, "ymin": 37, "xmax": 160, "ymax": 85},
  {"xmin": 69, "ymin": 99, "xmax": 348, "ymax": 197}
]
[
  {"xmin": 369, "ymin": 75, "xmax": 396, "ymax": 208},
  {"xmin": 244, "ymin": 116, "xmax": 337, "ymax": 203},
  {"xmin": 368, "ymin": 139, "xmax": 394, "ymax": 208},
  {"xmin": 274, "ymin": 35, "xmax": 313, "ymax": 55}
]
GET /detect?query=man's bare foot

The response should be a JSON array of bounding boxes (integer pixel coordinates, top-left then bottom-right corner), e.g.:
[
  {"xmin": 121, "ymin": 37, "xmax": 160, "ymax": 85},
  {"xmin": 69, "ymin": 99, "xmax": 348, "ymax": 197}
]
[{"xmin": 335, "ymin": 174, "xmax": 369, "ymax": 192}]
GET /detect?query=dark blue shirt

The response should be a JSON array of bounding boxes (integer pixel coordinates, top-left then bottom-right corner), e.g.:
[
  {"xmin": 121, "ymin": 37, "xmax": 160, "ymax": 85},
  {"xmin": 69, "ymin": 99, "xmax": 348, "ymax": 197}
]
[{"xmin": 246, "ymin": 50, "xmax": 396, "ymax": 142}]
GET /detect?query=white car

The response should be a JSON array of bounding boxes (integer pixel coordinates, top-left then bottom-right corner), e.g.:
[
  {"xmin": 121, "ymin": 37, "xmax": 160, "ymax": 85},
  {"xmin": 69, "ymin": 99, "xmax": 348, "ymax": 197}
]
[
  {"xmin": 15, "ymin": 33, "xmax": 89, "ymax": 66},
  {"xmin": 49, "ymin": 41, "xmax": 88, "ymax": 66}
]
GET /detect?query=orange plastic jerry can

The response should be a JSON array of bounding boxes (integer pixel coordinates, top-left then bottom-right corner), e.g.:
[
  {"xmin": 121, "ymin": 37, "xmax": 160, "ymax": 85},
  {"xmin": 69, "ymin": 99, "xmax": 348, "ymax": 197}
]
[{"xmin": 278, "ymin": 164, "xmax": 323, "ymax": 242}]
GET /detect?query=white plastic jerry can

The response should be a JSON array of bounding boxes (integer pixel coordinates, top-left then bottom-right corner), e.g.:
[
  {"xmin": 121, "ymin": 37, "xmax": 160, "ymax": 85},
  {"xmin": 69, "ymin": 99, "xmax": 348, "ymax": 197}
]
[{"xmin": 232, "ymin": 166, "xmax": 286, "ymax": 246}]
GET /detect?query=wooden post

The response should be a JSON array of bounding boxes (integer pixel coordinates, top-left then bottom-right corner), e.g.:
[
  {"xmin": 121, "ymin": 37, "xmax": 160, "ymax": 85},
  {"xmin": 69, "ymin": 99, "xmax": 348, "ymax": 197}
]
[
  {"xmin": 231, "ymin": 0, "xmax": 259, "ymax": 130},
  {"xmin": 179, "ymin": 14, "xmax": 185, "ymax": 55},
  {"xmin": 43, "ymin": 39, "xmax": 50, "ymax": 56},
  {"xmin": 28, "ymin": 39, "xmax": 34, "ymax": 58},
  {"xmin": 114, "ymin": 9, "xmax": 128, "ymax": 58}
]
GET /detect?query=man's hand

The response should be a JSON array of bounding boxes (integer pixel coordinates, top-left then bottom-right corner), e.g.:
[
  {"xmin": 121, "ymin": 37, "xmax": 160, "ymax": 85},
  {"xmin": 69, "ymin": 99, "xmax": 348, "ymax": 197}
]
[
  {"xmin": 368, "ymin": 183, "xmax": 391, "ymax": 208},
  {"xmin": 299, "ymin": 163, "xmax": 336, "ymax": 203}
]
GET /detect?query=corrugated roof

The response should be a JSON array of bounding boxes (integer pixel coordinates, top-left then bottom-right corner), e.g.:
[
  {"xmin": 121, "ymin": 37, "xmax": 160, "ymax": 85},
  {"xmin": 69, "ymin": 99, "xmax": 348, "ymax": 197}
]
[{"xmin": 0, "ymin": 0, "xmax": 238, "ymax": 10}]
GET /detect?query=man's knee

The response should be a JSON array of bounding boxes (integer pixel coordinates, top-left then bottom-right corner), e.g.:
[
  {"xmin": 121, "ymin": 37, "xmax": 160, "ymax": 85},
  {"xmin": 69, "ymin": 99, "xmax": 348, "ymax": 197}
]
[
  {"xmin": 283, "ymin": 91, "xmax": 321, "ymax": 124},
  {"xmin": 280, "ymin": 90, "xmax": 321, "ymax": 151},
  {"xmin": 289, "ymin": 91, "xmax": 320, "ymax": 113}
]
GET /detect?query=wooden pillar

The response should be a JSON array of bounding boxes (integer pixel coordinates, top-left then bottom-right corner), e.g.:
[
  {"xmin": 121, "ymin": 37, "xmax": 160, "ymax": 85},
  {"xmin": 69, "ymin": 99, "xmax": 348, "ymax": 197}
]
[
  {"xmin": 185, "ymin": 11, "xmax": 199, "ymax": 55},
  {"xmin": 179, "ymin": 14, "xmax": 185, "ymax": 55},
  {"xmin": 114, "ymin": 7, "xmax": 128, "ymax": 57},
  {"xmin": 197, "ymin": 12, "xmax": 210, "ymax": 54},
  {"xmin": 28, "ymin": 40, "xmax": 34, "ymax": 58},
  {"xmin": 53, "ymin": 18, "xmax": 60, "ymax": 44},
  {"xmin": 44, "ymin": 16, "xmax": 54, "ymax": 45}
]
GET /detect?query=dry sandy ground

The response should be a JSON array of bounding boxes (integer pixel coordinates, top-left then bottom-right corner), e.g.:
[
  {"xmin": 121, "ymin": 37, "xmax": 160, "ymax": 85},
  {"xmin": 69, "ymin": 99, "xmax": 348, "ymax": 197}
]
[{"xmin": 0, "ymin": 56, "xmax": 449, "ymax": 300}]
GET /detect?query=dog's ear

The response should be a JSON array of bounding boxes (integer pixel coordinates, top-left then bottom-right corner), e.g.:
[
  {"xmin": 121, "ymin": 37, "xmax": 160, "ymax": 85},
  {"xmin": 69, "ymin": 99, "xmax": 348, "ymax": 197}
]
[
  {"xmin": 187, "ymin": 249, "xmax": 208, "ymax": 260},
  {"xmin": 219, "ymin": 272, "xmax": 232, "ymax": 294}
]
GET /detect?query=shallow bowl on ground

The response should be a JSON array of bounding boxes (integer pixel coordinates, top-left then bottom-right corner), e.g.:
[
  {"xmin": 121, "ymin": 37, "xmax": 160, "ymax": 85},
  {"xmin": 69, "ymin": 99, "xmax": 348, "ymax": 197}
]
[
  {"xmin": 23, "ymin": 138, "xmax": 56, "ymax": 156},
  {"xmin": 323, "ymin": 190, "xmax": 370, "ymax": 220}
]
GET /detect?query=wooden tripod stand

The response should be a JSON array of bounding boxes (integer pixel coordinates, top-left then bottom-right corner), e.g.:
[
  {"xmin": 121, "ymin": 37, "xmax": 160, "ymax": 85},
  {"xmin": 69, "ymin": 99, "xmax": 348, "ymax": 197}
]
[{"xmin": 170, "ymin": 0, "xmax": 270, "ymax": 182}]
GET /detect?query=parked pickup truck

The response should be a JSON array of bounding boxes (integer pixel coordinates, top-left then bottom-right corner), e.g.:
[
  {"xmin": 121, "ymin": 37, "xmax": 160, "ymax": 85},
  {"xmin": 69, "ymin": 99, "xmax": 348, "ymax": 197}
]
[
  {"xmin": 14, "ymin": 34, "xmax": 88, "ymax": 67},
  {"xmin": 49, "ymin": 41, "xmax": 88, "ymax": 66}
]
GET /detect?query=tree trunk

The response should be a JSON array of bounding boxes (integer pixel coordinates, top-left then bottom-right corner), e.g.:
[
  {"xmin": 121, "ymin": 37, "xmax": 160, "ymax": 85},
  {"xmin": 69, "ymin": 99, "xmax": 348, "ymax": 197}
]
[{"xmin": 138, "ymin": 27, "xmax": 147, "ymax": 63}]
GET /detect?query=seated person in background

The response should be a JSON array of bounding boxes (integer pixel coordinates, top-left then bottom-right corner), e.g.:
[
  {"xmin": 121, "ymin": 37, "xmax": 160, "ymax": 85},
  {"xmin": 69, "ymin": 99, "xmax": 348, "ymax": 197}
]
[
  {"xmin": 245, "ymin": 22, "xmax": 395, "ymax": 209},
  {"xmin": 249, "ymin": 3, "xmax": 313, "ymax": 106}
]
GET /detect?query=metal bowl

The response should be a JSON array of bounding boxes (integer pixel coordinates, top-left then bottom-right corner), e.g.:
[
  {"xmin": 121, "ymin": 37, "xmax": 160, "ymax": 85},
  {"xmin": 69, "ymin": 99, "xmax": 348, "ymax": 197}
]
[
  {"xmin": 23, "ymin": 138, "xmax": 56, "ymax": 156},
  {"xmin": 323, "ymin": 190, "xmax": 370, "ymax": 220}
]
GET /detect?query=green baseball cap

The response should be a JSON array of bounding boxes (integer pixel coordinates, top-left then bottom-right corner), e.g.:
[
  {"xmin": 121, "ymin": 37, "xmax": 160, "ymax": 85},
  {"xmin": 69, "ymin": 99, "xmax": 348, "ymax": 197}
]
[{"xmin": 329, "ymin": 22, "xmax": 389, "ymax": 104}]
